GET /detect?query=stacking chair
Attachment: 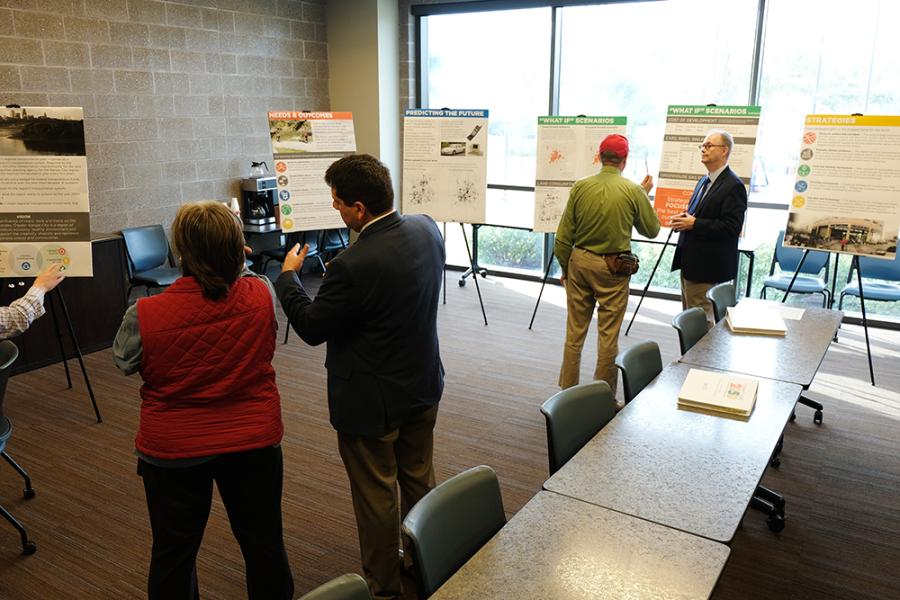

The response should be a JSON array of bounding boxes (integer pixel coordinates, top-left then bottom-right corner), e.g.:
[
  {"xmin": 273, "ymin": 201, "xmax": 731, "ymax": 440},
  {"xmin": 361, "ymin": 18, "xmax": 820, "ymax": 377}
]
[
  {"xmin": 402, "ymin": 465, "xmax": 506, "ymax": 597},
  {"xmin": 614, "ymin": 341, "xmax": 663, "ymax": 404},
  {"xmin": 259, "ymin": 230, "xmax": 327, "ymax": 277},
  {"xmin": 540, "ymin": 381, "xmax": 617, "ymax": 475},
  {"xmin": 0, "ymin": 341, "xmax": 37, "ymax": 555},
  {"xmin": 838, "ymin": 253, "xmax": 900, "ymax": 310},
  {"xmin": 672, "ymin": 307, "xmax": 710, "ymax": 355},
  {"xmin": 297, "ymin": 574, "xmax": 370, "ymax": 600},
  {"xmin": 120, "ymin": 224, "xmax": 180, "ymax": 297},
  {"xmin": 318, "ymin": 227, "xmax": 350, "ymax": 262},
  {"xmin": 706, "ymin": 281, "xmax": 736, "ymax": 324},
  {"xmin": 760, "ymin": 231, "xmax": 831, "ymax": 307}
]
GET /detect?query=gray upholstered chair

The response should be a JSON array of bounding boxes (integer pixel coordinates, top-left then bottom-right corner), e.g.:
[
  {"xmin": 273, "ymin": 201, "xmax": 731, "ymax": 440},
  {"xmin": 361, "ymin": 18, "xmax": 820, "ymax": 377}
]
[
  {"xmin": 0, "ymin": 340, "xmax": 36, "ymax": 555},
  {"xmin": 614, "ymin": 341, "xmax": 663, "ymax": 404},
  {"xmin": 672, "ymin": 307, "xmax": 710, "ymax": 355},
  {"xmin": 120, "ymin": 224, "xmax": 180, "ymax": 297},
  {"xmin": 540, "ymin": 381, "xmax": 616, "ymax": 475},
  {"xmin": 401, "ymin": 465, "xmax": 506, "ymax": 597},
  {"xmin": 706, "ymin": 281, "xmax": 736, "ymax": 324},
  {"xmin": 297, "ymin": 574, "xmax": 370, "ymax": 600}
]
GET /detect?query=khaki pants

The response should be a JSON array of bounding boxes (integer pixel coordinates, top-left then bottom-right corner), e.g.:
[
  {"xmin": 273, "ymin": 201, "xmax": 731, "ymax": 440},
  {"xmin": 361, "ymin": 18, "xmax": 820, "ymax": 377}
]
[
  {"xmin": 559, "ymin": 248, "xmax": 630, "ymax": 393},
  {"xmin": 680, "ymin": 273, "xmax": 716, "ymax": 329},
  {"xmin": 337, "ymin": 405, "xmax": 438, "ymax": 600}
]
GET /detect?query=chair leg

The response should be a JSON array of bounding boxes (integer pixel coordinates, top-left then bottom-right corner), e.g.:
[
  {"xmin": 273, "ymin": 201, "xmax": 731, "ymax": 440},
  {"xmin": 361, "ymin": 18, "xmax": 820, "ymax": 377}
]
[
  {"xmin": 750, "ymin": 485, "xmax": 785, "ymax": 532},
  {"xmin": 316, "ymin": 255, "xmax": 327, "ymax": 273},
  {"xmin": 2, "ymin": 452, "xmax": 35, "ymax": 499},
  {"xmin": 0, "ymin": 503, "xmax": 37, "ymax": 555},
  {"xmin": 797, "ymin": 395, "xmax": 823, "ymax": 424}
]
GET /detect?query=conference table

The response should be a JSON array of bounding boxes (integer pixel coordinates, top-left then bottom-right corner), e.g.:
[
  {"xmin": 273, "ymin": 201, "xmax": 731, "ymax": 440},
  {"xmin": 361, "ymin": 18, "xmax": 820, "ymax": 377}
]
[
  {"xmin": 430, "ymin": 491, "xmax": 730, "ymax": 600},
  {"xmin": 543, "ymin": 362, "xmax": 802, "ymax": 543},
  {"xmin": 679, "ymin": 301, "xmax": 843, "ymax": 388}
]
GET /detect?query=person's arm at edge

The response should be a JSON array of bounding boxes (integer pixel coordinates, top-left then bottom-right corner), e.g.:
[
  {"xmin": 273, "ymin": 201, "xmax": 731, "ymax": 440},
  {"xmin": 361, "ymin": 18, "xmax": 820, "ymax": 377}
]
[
  {"xmin": 632, "ymin": 185, "xmax": 661, "ymax": 239},
  {"xmin": 113, "ymin": 303, "xmax": 142, "ymax": 375}
]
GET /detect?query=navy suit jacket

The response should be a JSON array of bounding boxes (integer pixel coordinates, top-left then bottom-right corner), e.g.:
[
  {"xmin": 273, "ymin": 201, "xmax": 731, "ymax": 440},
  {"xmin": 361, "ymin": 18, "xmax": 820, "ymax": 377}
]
[
  {"xmin": 671, "ymin": 165, "xmax": 747, "ymax": 283},
  {"xmin": 275, "ymin": 212, "xmax": 445, "ymax": 437}
]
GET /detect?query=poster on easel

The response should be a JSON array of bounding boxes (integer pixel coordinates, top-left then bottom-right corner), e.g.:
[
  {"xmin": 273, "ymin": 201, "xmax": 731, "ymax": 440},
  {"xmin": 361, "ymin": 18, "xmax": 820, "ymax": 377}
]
[
  {"xmin": 268, "ymin": 111, "xmax": 356, "ymax": 232},
  {"xmin": 655, "ymin": 105, "xmax": 760, "ymax": 227},
  {"xmin": 532, "ymin": 116, "xmax": 627, "ymax": 233},
  {"xmin": 402, "ymin": 109, "xmax": 488, "ymax": 224},
  {"xmin": 0, "ymin": 106, "xmax": 92, "ymax": 277},
  {"xmin": 784, "ymin": 115, "xmax": 900, "ymax": 260}
]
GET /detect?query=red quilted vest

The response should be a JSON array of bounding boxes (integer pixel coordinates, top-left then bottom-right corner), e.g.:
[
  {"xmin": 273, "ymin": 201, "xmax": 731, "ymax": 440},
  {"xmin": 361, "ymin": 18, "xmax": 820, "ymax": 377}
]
[{"xmin": 135, "ymin": 276, "xmax": 283, "ymax": 459}]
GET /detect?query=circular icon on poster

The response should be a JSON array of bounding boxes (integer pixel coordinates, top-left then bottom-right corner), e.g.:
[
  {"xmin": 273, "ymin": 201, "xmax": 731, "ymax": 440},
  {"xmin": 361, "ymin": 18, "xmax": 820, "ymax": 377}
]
[
  {"xmin": 279, "ymin": 190, "xmax": 291, "ymax": 201},
  {"xmin": 281, "ymin": 204, "xmax": 292, "ymax": 215},
  {"xmin": 800, "ymin": 148, "xmax": 814, "ymax": 160},
  {"xmin": 797, "ymin": 164, "xmax": 810, "ymax": 176},
  {"xmin": 792, "ymin": 196, "xmax": 806, "ymax": 209},
  {"xmin": 10, "ymin": 245, "xmax": 40, "ymax": 275},
  {"xmin": 803, "ymin": 132, "xmax": 817, "ymax": 145},
  {"xmin": 794, "ymin": 180, "xmax": 808, "ymax": 193},
  {"xmin": 59, "ymin": 265, "xmax": 67, "ymax": 271},
  {"xmin": 275, "ymin": 161, "xmax": 287, "ymax": 173},
  {"xmin": 21, "ymin": 262, "xmax": 31, "ymax": 271},
  {"xmin": 62, "ymin": 257, "xmax": 70, "ymax": 264},
  {"xmin": 58, "ymin": 248, "xmax": 66, "ymax": 255},
  {"xmin": 282, "ymin": 218, "xmax": 294, "ymax": 230},
  {"xmin": 277, "ymin": 175, "xmax": 289, "ymax": 186}
]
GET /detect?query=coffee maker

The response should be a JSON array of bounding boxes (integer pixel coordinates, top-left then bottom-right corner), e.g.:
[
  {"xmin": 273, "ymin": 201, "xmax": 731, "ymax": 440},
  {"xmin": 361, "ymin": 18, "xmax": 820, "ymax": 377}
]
[{"xmin": 241, "ymin": 162, "xmax": 278, "ymax": 232}]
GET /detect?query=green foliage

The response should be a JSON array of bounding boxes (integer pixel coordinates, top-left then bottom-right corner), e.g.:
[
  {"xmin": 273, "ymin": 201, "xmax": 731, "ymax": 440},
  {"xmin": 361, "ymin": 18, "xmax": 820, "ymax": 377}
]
[{"xmin": 478, "ymin": 227, "xmax": 543, "ymax": 271}]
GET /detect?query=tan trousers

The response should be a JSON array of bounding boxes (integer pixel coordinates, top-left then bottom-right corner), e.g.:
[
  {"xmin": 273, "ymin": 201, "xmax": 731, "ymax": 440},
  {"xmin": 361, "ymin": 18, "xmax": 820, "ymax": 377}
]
[
  {"xmin": 680, "ymin": 273, "xmax": 716, "ymax": 328},
  {"xmin": 337, "ymin": 405, "xmax": 438, "ymax": 600},
  {"xmin": 559, "ymin": 248, "xmax": 630, "ymax": 394}
]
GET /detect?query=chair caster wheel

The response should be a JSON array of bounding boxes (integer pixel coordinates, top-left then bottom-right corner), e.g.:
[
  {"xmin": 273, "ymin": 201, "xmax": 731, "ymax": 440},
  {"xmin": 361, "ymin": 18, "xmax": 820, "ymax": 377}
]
[
  {"xmin": 23, "ymin": 541, "xmax": 36, "ymax": 555},
  {"xmin": 770, "ymin": 456, "xmax": 781, "ymax": 468},
  {"xmin": 814, "ymin": 410, "xmax": 823, "ymax": 425},
  {"xmin": 767, "ymin": 514, "xmax": 785, "ymax": 533},
  {"xmin": 479, "ymin": 269, "xmax": 488, "ymax": 278},
  {"xmin": 789, "ymin": 411, "xmax": 796, "ymax": 422},
  {"xmin": 23, "ymin": 488, "xmax": 35, "ymax": 499},
  {"xmin": 458, "ymin": 279, "xmax": 466, "ymax": 287}
]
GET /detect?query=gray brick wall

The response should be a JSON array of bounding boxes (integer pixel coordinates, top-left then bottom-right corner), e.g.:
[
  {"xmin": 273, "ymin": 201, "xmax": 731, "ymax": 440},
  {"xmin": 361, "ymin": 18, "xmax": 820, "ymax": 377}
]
[{"xmin": 0, "ymin": 0, "xmax": 329, "ymax": 233}]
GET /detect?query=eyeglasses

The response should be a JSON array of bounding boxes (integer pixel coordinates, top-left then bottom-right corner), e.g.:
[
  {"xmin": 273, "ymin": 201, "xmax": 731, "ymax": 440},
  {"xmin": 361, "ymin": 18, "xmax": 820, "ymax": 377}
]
[{"xmin": 698, "ymin": 143, "xmax": 726, "ymax": 151}]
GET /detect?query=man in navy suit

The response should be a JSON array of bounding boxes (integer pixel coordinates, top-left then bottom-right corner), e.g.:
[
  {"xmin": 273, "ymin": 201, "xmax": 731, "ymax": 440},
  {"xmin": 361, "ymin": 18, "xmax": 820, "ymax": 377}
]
[
  {"xmin": 670, "ymin": 130, "xmax": 747, "ymax": 326},
  {"xmin": 276, "ymin": 154, "xmax": 445, "ymax": 600}
]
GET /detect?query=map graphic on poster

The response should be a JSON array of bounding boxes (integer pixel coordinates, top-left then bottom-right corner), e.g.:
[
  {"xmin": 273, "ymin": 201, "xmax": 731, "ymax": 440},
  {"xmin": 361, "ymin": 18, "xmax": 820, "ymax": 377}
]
[
  {"xmin": 655, "ymin": 105, "xmax": 760, "ymax": 227},
  {"xmin": 402, "ymin": 109, "xmax": 488, "ymax": 224},
  {"xmin": 268, "ymin": 111, "xmax": 356, "ymax": 232},
  {"xmin": 0, "ymin": 106, "xmax": 92, "ymax": 277},
  {"xmin": 533, "ymin": 116, "xmax": 627, "ymax": 233},
  {"xmin": 784, "ymin": 115, "xmax": 900, "ymax": 260}
]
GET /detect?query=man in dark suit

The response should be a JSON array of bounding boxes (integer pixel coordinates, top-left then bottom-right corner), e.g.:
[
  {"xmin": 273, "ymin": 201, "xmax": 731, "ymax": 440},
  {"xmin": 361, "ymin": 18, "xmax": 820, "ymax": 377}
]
[
  {"xmin": 275, "ymin": 154, "xmax": 444, "ymax": 600},
  {"xmin": 670, "ymin": 130, "xmax": 747, "ymax": 326}
]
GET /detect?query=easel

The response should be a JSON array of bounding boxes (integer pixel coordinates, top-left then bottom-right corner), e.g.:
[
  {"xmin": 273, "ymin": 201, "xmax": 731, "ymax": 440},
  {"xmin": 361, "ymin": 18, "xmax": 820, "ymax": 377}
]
[
  {"xmin": 623, "ymin": 229, "xmax": 675, "ymax": 335},
  {"xmin": 441, "ymin": 223, "xmax": 487, "ymax": 325},
  {"xmin": 3, "ymin": 281, "xmax": 102, "ymax": 423},
  {"xmin": 528, "ymin": 250, "xmax": 556, "ymax": 330}
]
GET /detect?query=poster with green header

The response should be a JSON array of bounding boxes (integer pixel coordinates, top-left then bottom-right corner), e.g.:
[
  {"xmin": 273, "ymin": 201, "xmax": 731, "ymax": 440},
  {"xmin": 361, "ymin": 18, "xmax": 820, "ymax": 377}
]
[
  {"xmin": 533, "ymin": 116, "xmax": 627, "ymax": 233},
  {"xmin": 655, "ymin": 105, "xmax": 760, "ymax": 227}
]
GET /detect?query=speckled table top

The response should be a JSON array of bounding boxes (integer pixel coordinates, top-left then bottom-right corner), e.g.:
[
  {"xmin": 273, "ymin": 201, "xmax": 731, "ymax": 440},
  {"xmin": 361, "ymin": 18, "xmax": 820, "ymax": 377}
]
[
  {"xmin": 431, "ymin": 492, "xmax": 730, "ymax": 600},
  {"xmin": 544, "ymin": 362, "xmax": 801, "ymax": 543},
  {"xmin": 679, "ymin": 302, "xmax": 843, "ymax": 386}
]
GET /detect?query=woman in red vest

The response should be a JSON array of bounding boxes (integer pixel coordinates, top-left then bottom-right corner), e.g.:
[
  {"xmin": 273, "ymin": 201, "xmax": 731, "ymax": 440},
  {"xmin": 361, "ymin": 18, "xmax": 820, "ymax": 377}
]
[{"xmin": 114, "ymin": 201, "xmax": 293, "ymax": 600}]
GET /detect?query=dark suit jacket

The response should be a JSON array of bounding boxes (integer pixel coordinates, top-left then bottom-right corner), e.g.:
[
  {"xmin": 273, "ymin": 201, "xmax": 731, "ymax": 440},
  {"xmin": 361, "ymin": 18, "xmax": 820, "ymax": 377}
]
[
  {"xmin": 671, "ymin": 165, "xmax": 747, "ymax": 283},
  {"xmin": 275, "ymin": 212, "xmax": 445, "ymax": 437}
]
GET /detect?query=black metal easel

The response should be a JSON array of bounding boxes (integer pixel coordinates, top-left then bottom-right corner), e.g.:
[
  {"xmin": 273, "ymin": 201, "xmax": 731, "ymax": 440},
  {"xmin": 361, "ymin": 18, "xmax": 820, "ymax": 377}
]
[
  {"xmin": 528, "ymin": 251, "xmax": 556, "ymax": 330},
  {"xmin": 459, "ymin": 223, "xmax": 488, "ymax": 325},
  {"xmin": 624, "ymin": 229, "xmax": 675, "ymax": 335}
]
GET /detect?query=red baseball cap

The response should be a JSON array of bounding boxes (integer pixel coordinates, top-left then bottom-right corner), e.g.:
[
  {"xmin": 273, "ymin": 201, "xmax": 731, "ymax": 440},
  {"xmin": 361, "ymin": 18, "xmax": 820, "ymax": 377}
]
[{"xmin": 599, "ymin": 134, "xmax": 629, "ymax": 159}]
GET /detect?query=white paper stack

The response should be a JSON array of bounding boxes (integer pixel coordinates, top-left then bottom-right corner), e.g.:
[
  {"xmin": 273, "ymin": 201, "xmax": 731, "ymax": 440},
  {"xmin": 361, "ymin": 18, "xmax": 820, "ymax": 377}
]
[
  {"xmin": 725, "ymin": 305, "xmax": 787, "ymax": 336},
  {"xmin": 677, "ymin": 368, "xmax": 759, "ymax": 418}
]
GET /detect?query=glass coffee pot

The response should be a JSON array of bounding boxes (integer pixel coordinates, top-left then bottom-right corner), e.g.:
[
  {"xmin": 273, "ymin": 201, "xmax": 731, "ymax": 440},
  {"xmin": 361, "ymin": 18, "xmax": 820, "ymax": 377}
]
[{"xmin": 249, "ymin": 161, "xmax": 269, "ymax": 178}]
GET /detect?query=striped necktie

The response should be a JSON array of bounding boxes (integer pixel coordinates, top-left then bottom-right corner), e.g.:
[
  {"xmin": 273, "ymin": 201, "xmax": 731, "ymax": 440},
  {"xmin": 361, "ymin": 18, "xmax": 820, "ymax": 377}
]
[{"xmin": 687, "ymin": 176, "xmax": 710, "ymax": 215}]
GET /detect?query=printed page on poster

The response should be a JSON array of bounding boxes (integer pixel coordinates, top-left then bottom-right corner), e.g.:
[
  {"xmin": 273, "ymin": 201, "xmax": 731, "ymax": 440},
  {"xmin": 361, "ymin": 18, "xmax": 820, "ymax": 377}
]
[
  {"xmin": 655, "ymin": 105, "xmax": 760, "ymax": 227},
  {"xmin": 0, "ymin": 106, "xmax": 92, "ymax": 277},
  {"xmin": 784, "ymin": 115, "xmax": 900, "ymax": 260},
  {"xmin": 533, "ymin": 116, "xmax": 627, "ymax": 233},
  {"xmin": 402, "ymin": 109, "xmax": 488, "ymax": 224},
  {"xmin": 268, "ymin": 111, "xmax": 356, "ymax": 232}
]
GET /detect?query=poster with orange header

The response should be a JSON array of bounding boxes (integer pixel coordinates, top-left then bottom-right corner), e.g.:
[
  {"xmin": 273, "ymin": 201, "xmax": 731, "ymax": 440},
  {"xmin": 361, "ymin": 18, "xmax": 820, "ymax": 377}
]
[
  {"xmin": 533, "ymin": 116, "xmax": 627, "ymax": 233},
  {"xmin": 655, "ymin": 105, "xmax": 760, "ymax": 227},
  {"xmin": 267, "ymin": 111, "xmax": 356, "ymax": 232}
]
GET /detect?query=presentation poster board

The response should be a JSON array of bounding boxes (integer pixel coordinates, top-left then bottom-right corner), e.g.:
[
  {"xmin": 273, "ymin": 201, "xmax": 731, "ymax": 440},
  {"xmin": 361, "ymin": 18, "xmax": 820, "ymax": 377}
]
[
  {"xmin": 532, "ymin": 116, "xmax": 627, "ymax": 233},
  {"xmin": 784, "ymin": 115, "xmax": 900, "ymax": 260},
  {"xmin": 655, "ymin": 105, "xmax": 760, "ymax": 226},
  {"xmin": 268, "ymin": 111, "xmax": 356, "ymax": 232},
  {"xmin": 0, "ymin": 106, "xmax": 92, "ymax": 277},
  {"xmin": 402, "ymin": 109, "xmax": 488, "ymax": 224}
]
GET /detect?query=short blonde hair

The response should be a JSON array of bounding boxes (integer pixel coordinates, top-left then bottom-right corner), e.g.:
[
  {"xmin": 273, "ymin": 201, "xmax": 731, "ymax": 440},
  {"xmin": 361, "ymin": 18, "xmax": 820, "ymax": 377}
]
[{"xmin": 171, "ymin": 201, "xmax": 245, "ymax": 299}]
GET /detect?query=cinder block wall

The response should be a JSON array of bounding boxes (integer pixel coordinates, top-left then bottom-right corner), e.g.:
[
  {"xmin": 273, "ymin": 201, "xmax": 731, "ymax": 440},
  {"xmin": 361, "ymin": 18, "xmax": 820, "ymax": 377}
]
[{"xmin": 0, "ymin": 0, "xmax": 329, "ymax": 232}]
